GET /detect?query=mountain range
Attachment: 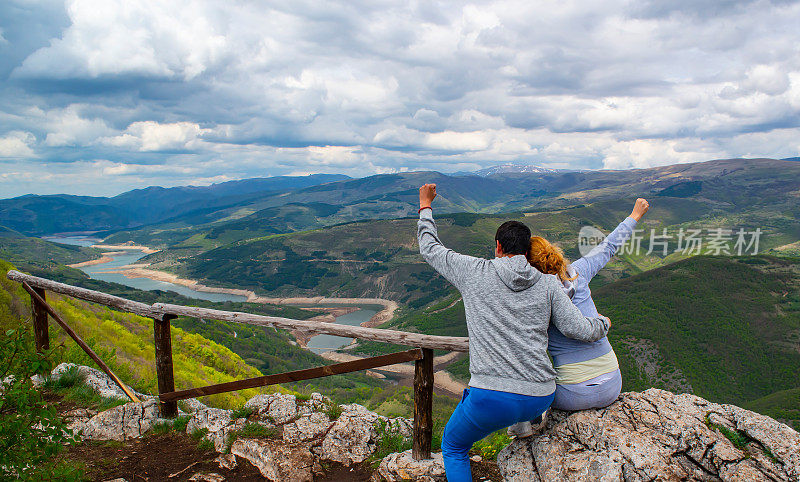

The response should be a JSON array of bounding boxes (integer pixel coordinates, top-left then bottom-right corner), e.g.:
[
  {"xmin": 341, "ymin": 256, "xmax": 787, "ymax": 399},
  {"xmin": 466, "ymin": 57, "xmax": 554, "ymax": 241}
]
[{"xmin": 1, "ymin": 156, "xmax": 799, "ymax": 431}]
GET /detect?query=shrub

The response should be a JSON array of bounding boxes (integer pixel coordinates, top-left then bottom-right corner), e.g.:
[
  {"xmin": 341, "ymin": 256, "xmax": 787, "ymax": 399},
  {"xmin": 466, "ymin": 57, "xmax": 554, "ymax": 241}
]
[
  {"xmin": 369, "ymin": 419, "xmax": 411, "ymax": 466},
  {"xmin": 0, "ymin": 328, "xmax": 84, "ymax": 480}
]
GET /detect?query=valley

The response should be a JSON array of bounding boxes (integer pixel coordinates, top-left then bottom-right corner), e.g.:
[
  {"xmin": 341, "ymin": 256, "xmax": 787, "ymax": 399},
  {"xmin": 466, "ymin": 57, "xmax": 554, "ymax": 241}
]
[{"xmin": 2, "ymin": 157, "xmax": 799, "ymax": 432}]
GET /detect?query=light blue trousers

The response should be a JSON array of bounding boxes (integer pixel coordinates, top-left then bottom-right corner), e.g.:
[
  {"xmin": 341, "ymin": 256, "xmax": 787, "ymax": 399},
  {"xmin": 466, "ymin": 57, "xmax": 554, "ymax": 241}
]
[
  {"xmin": 441, "ymin": 387, "xmax": 554, "ymax": 482},
  {"xmin": 552, "ymin": 369, "xmax": 622, "ymax": 411}
]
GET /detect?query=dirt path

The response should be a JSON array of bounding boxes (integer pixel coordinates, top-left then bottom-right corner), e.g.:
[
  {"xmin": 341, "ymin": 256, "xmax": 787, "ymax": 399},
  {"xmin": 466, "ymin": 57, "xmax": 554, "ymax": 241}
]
[
  {"xmin": 90, "ymin": 243, "xmax": 160, "ymax": 254},
  {"xmin": 428, "ymin": 296, "xmax": 463, "ymax": 313}
]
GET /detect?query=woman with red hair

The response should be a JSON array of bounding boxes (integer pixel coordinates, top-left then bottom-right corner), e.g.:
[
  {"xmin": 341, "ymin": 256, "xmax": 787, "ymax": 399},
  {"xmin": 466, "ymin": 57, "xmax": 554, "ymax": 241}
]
[{"xmin": 509, "ymin": 198, "xmax": 650, "ymax": 437}]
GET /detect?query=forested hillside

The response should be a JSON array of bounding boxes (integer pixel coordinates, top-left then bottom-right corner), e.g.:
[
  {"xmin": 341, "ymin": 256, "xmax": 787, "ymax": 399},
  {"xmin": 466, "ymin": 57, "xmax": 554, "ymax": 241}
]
[
  {"xmin": 0, "ymin": 258, "xmax": 263, "ymax": 407},
  {"xmin": 0, "ymin": 225, "xmax": 101, "ymax": 269},
  {"xmin": 594, "ymin": 255, "xmax": 800, "ymax": 429},
  {"xmin": 409, "ymin": 256, "xmax": 800, "ymax": 431}
]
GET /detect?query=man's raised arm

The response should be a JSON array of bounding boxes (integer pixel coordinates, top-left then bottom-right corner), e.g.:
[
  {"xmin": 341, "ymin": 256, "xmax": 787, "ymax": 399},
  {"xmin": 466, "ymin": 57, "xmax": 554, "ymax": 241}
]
[{"xmin": 417, "ymin": 184, "xmax": 484, "ymax": 290}]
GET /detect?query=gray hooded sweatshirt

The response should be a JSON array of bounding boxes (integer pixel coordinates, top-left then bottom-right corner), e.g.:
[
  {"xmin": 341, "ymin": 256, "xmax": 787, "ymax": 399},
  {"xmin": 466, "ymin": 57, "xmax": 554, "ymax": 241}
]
[{"xmin": 417, "ymin": 209, "xmax": 610, "ymax": 397}]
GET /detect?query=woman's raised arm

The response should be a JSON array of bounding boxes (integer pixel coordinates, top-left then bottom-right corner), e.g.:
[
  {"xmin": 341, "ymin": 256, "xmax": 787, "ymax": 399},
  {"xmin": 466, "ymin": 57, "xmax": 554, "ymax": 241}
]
[{"xmin": 571, "ymin": 198, "xmax": 649, "ymax": 281}]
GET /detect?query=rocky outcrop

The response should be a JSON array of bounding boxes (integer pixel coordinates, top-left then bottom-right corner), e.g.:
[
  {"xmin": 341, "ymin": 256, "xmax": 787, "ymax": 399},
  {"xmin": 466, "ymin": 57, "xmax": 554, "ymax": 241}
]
[
  {"xmin": 315, "ymin": 403, "xmax": 413, "ymax": 466},
  {"xmin": 48, "ymin": 362, "xmax": 153, "ymax": 401},
  {"xmin": 498, "ymin": 388, "xmax": 800, "ymax": 481},
  {"xmin": 372, "ymin": 450, "xmax": 446, "ymax": 482},
  {"xmin": 181, "ymin": 391, "xmax": 414, "ymax": 478},
  {"xmin": 186, "ymin": 405, "xmax": 247, "ymax": 452},
  {"xmin": 231, "ymin": 438, "xmax": 319, "ymax": 481},
  {"xmin": 48, "ymin": 363, "xmax": 800, "ymax": 481},
  {"xmin": 80, "ymin": 399, "xmax": 161, "ymax": 441}
]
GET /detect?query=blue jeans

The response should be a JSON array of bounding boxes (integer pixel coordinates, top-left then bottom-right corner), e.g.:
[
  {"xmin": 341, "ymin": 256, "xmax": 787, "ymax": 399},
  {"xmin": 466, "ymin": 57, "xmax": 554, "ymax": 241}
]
[{"xmin": 442, "ymin": 387, "xmax": 554, "ymax": 482}]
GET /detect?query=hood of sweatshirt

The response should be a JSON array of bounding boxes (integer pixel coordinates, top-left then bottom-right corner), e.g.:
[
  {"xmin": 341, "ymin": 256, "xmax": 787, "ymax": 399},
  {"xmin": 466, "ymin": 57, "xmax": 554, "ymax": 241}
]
[{"xmin": 491, "ymin": 254, "xmax": 542, "ymax": 292}]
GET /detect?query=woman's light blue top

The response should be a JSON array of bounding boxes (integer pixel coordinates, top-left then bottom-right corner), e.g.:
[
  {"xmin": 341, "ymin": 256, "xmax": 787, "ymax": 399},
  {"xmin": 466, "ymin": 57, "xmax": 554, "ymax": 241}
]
[{"xmin": 548, "ymin": 217, "xmax": 638, "ymax": 367}]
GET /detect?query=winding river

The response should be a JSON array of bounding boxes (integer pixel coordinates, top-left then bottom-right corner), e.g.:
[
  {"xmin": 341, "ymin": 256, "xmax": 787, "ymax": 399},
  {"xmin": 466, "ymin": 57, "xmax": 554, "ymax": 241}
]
[{"xmin": 44, "ymin": 235, "xmax": 376, "ymax": 354}]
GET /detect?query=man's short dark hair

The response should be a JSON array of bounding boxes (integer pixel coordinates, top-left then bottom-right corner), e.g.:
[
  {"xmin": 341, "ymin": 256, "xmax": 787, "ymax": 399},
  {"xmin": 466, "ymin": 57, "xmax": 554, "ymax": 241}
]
[{"xmin": 495, "ymin": 221, "xmax": 531, "ymax": 255}]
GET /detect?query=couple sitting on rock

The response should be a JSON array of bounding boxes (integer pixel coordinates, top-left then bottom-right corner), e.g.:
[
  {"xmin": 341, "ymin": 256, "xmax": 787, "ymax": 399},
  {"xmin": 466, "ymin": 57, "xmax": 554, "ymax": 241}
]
[{"xmin": 416, "ymin": 183, "xmax": 649, "ymax": 481}]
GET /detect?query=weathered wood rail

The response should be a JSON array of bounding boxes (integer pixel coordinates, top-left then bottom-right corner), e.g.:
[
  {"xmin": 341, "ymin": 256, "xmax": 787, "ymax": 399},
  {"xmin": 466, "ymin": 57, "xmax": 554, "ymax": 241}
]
[{"xmin": 6, "ymin": 269, "xmax": 469, "ymax": 460}]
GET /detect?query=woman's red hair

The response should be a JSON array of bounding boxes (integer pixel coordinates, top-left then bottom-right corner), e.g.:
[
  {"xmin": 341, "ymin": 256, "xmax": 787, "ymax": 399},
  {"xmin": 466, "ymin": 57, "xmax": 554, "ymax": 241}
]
[{"xmin": 527, "ymin": 236, "xmax": 577, "ymax": 282}]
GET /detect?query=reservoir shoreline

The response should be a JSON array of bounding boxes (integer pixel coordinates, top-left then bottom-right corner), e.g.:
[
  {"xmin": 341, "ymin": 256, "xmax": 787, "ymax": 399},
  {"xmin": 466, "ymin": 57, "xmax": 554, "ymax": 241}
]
[{"xmin": 68, "ymin": 246, "xmax": 399, "ymax": 328}]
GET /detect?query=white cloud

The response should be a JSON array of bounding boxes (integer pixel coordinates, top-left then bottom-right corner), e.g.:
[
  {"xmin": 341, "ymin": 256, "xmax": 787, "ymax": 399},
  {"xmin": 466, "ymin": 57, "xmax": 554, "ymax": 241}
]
[
  {"xmin": 14, "ymin": 0, "xmax": 228, "ymax": 80},
  {"xmin": 0, "ymin": 0, "xmax": 799, "ymax": 196},
  {"xmin": 102, "ymin": 121, "xmax": 204, "ymax": 152},
  {"xmin": 41, "ymin": 106, "xmax": 113, "ymax": 147},
  {"xmin": 0, "ymin": 131, "xmax": 36, "ymax": 159}
]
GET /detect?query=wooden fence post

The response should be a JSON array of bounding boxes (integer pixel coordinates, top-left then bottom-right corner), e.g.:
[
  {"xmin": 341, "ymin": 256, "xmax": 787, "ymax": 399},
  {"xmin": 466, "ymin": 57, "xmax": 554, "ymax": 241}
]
[
  {"xmin": 31, "ymin": 287, "xmax": 49, "ymax": 352},
  {"xmin": 413, "ymin": 348, "xmax": 434, "ymax": 460},
  {"xmin": 154, "ymin": 315, "xmax": 177, "ymax": 418}
]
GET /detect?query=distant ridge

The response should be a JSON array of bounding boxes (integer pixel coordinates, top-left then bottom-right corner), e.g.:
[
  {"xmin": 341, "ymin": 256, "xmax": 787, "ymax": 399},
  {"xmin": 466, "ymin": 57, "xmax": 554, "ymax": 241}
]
[
  {"xmin": 468, "ymin": 164, "xmax": 561, "ymax": 177},
  {"xmin": 475, "ymin": 164, "xmax": 558, "ymax": 176}
]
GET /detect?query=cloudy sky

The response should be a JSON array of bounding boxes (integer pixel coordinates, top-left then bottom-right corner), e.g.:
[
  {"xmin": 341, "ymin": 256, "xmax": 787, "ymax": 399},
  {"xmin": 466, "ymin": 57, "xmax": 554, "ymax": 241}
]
[{"xmin": 1, "ymin": 0, "xmax": 799, "ymax": 197}]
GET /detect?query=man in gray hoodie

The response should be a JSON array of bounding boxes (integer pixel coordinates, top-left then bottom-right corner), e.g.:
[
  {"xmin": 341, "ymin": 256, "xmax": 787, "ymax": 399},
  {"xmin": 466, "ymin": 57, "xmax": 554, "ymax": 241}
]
[{"xmin": 416, "ymin": 183, "xmax": 609, "ymax": 481}]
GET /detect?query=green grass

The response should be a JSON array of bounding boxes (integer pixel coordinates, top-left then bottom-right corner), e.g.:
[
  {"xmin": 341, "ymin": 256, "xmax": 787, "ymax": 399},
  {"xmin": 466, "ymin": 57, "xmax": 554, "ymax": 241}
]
[
  {"xmin": 150, "ymin": 415, "xmax": 192, "ymax": 435},
  {"xmin": 369, "ymin": 419, "xmax": 412, "ymax": 466},
  {"xmin": 704, "ymin": 414, "xmax": 749, "ymax": 450},
  {"xmin": 472, "ymin": 430, "xmax": 512, "ymax": 460},
  {"xmin": 42, "ymin": 366, "xmax": 127, "ymax": 411},
  {"xmin": 324, "ymin": 402, "xmax": 343, "ymax": 421},
  {"xmin": 237, "ymin": 422, "xmax": 278, "ymax": 439},
  {"xmin": 224, "ymin": 422, "xmax": 279, "ymax": 453},
  {"xmin": 231, "ymin": 405, "xmax": 254, "ymax": 420}
]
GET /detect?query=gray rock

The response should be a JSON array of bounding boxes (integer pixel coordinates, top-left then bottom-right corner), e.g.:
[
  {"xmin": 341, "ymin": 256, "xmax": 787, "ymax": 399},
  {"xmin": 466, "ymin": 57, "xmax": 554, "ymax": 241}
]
[
  {"xmin": 245, "ymin": 393, "xmax": 298, "ymax": 424},
  {"xmin": 80, "ymin": 399, "xmax": 160, "ymax": 441},
  {"xmin": 372, "ymin": 450, "xmax": 446, "ymax": 482},
  {"xmin": 283, "ymin": 412, "xmax": 333, "ymax": 443},
  {"xmin": 186, "ymin": 407, "xmax": 245, "ymax": 452},
  {"xmin": 50, "ymin": 363, "xmax": 151, "ymax": 401},
  {"xmin": 188, "ymin": 473, "xmax": 225, "ymax": 482},
  {"xmin": 315, "ymin": 403, "xmax": 412, "ymax": 466},
  {"xmin": 497, "ymin": 389, "xmax": 800, "ymax": 481},
  {"xmin": 215, "ymin": 453, "xmax": 238, "ymax": 470},
  {"xmin": 231, "ymin": 438, "xmax": 318, "ymax": 481},
  {"xmin": 63, "ymin": 407, "xmax": 98, "ymax": 434}
]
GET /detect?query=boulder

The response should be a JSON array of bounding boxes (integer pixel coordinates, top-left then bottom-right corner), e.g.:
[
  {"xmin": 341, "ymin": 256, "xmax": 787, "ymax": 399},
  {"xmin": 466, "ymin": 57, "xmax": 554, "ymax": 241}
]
[
  {"xmin": 314, "ymin": 403, "xmax": 412, "ymax": 466},
  {"xmin": 245, "ymin": 393, "xmax": 298, "ymax": 424},
  {"xmin": 497, "ymin": 389, "xmax": 800, "ymax": 481},
  {"xmin": 230, "ymin": 438, "xmax": 319, "ymax": 481},
  {"xmin": 372, "ymin": 450, "xmax": 446, "ymax": 482},
  {"xmin": 50, "ymin": 363, "xmax": 150, "ymax": 401},
  {"xmin": 186, "ymin": 406, "xmax": 245, "ymax": 452},
  {"xmin": 283, "ymin": 412, "xmax": 333, "ymax": 443},
  {"xmin": 215, "ymin": 454, "xmax": 238, "ymax": 470},
  {"xmin": 80, "ymin": 399, "xmax": 160, "ymax": 441},
  {"xmin": 62, "ymin": 407, "xmax": 97, "ymax": 432}
]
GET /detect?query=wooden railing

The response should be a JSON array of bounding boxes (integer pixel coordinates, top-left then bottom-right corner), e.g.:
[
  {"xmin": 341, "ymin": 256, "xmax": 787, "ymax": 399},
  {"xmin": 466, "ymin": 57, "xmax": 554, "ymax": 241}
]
[{"xmin": 6, "ymin": 270, "xmax": 469, "ymax": 460}]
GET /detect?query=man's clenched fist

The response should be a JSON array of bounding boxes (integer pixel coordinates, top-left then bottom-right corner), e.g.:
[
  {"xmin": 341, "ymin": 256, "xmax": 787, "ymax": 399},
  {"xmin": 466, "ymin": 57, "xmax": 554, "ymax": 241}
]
[
  {"xmin": 630, "ymin": 198, "xmax": 649, "ymax": 221},
  {"xmin": 419, "ymin": 183, "xmax": 437, "ymax": 209}
]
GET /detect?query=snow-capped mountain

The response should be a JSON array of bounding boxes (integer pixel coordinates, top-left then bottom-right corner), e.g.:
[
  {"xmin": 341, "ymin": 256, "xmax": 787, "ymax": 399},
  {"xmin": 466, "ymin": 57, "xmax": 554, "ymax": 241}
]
[{"xmin": 472, "ymin": 164, "xmax": 559, "ymax": 176}]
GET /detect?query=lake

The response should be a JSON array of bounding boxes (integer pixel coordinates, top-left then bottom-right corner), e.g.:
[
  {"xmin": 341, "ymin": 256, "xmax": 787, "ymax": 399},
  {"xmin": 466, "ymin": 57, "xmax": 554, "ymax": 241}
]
[{"xmin": 47, "ymin": 235, "xmax": 376, "ymax": 353}]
